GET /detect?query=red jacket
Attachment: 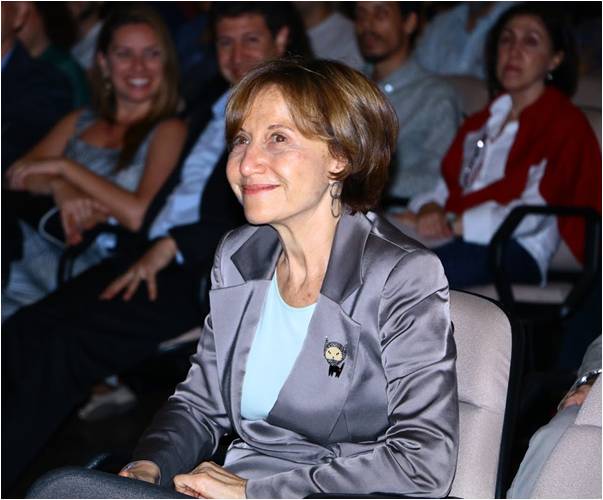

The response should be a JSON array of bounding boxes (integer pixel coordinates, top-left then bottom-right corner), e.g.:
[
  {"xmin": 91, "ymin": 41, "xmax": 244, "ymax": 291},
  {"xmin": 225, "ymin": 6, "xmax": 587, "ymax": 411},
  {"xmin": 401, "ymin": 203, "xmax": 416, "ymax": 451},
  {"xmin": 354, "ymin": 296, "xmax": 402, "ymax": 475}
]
[{"xmin": 442, "ymin": 86, "xmax": 601, "ymax": 262}]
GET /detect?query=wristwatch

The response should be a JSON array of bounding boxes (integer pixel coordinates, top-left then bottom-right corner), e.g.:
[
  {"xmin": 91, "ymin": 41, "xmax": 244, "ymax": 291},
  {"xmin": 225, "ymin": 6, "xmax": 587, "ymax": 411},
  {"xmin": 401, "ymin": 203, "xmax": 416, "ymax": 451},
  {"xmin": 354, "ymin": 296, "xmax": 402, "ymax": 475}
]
[{"xmin": 574, "ymin": 368, "xmax": 602, "ymax": 389}]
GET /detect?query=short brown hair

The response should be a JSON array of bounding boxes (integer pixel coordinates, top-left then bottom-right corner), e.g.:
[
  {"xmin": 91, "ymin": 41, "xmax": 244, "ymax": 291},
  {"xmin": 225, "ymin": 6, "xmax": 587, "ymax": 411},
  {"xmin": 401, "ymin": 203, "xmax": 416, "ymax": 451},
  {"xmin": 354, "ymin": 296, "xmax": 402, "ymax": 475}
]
[{"xmin": 226, "ymin": 58, "xmax": 399, "ymax": 212}]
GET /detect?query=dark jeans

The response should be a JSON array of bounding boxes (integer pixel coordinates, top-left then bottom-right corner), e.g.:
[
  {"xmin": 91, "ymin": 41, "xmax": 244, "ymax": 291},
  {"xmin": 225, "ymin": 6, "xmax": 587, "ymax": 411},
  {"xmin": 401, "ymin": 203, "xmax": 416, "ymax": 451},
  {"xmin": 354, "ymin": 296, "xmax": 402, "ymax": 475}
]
[
  {"xmin": 432, "ymin": 238, "xmax": 541, "ymax": 290},
  {"xmin": 2, "ymin": 256, "xmax": 206, "ymax": 490},
  {"xmin": 27, "ymin": 467, "xmax": 190, "ymax": 498}
]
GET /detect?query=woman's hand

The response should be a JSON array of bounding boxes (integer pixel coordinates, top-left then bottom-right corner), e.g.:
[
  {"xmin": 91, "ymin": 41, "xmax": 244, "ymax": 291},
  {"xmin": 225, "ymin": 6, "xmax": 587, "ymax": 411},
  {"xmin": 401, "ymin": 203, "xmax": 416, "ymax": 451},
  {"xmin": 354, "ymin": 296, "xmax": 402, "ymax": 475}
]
[
  {"xmin": 52, "ymin": 180, "xmax": 109, "ymax": 245},
  {"xmin": 118, "ymin": 460, "xmax": 161, "ymax": 485},
  {"xmin": 559, "ymin": 383, "xmax": 594, "ymax": 410},
  {"xmin": 100, "ymin": 237, "xmax": 178, "ymax": 302},
  {"xmin": 173, "ymin": 461, "xmax": 247, "ymax": 499},
  {"xmin": 6, "ymin": 158, "xmax": 65, "ymax": 191},
  {"xmin": 416, "ymin": 202, "xmax": 453, "ymax": 239}
]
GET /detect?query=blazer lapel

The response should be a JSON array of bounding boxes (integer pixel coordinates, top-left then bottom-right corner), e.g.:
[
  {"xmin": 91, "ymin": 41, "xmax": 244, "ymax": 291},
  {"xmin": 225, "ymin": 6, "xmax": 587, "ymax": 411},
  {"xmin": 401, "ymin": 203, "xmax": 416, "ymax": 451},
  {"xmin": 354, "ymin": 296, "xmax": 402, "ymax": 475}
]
[
  {"xmin": 266, "ymin": 294, "xmax": 361, "ymax": 442},
  {"xmin": 267, "ymin": 212, "xmax": 373, "ymax": 442},
  {"xmin": 209, "ymin": 280, "xmax": 271, "ymax": 427},
  {"xmin": 209, "ymin": 225, "xmax": 281, "ymax": 430},
  {"xmin": 212, "ymin": 212, "xmax": 374, "ymax": 445}
]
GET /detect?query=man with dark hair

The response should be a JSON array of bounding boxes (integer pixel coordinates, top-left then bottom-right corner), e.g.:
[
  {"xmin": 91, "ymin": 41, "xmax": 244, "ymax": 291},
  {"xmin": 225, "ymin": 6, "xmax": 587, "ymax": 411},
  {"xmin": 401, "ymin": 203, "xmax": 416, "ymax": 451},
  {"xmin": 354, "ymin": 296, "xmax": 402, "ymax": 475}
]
[
  {"xmin": 2, "ymin": 1, "xmax": 74, "ymax": 289},
  {"xmin": 1, "ymin": 2, "xmax": 309, "ymax": 491},
  {"xmin": 1, "ymin": 1, "xmax": 73, "ymax": 171},
  {"xmin": 355, "ymin": 1, "xmax": 461, "ymax": 204},
  {"xmin": 18, "ymin": 2, "xmax": 90, "ymax": 107}
]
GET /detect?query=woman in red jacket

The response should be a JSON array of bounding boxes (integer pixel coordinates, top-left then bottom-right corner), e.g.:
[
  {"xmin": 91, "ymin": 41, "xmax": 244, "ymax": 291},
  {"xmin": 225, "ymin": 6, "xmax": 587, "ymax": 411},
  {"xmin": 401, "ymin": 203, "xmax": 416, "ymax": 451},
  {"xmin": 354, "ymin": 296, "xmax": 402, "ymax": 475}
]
[{"xmin": 400, "ymin": 3, "xmax": 601, "ymax": 288}]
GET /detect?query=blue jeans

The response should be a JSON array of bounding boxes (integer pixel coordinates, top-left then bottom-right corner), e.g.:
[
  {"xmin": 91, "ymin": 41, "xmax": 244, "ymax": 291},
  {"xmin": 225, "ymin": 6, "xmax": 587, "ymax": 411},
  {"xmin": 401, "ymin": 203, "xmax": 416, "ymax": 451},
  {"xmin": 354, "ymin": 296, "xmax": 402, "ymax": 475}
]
[{"xmin": 432, "ymin": 239, "xmax": 541, "ymax": 289}]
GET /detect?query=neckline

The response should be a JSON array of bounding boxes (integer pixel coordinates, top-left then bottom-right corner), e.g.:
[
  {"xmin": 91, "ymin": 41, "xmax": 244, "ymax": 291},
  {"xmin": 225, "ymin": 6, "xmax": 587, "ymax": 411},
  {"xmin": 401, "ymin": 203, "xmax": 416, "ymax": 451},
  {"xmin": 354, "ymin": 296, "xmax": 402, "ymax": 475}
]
[{"xmin": 272, "ymin": 269, "xmax": 317, "ymax": 312}]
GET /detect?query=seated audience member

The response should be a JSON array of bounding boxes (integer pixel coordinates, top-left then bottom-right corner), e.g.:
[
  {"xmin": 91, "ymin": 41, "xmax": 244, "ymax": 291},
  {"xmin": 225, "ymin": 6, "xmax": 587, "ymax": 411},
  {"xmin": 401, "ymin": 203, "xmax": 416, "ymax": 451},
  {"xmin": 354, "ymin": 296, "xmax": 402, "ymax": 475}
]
[
  {"xmin": 67, "ymin": 1, "xmax": 104, "ymax": 72},
  {"xmin": 414, "ymin": 1, "xmax": 514, "ymax": 79},
  {"xmin": 1, "ymin": 1, "xmax": 73, "ymax": 171},
  {"xmin": 3, "ymin": 5, "xmax": 186, "ymax": 320},
  {"xmin": 26, "ymin": 58, "xmax": 459, "ymax": 500},
  {"xmin": 1, "ymin": 2, "xmax": 307, "ymax": 489},
  {"xmin": 295, "ymin": 2, "xmax": 363, "ymax": 70},
  {"xmin": 355, "ymin": 2, "xmax": 461, "ymax": 202},
  {"xmin": 1, "ymin": 1, "xmax": 74, "ymax": 287},
  {"xmin": 18, "ymin": 1, "xmax": 90, "ymax": 107},
  {"xmin": 399, "ymin": 3, "xmax": 602, "ymax": 289},
  {"xmin": 507, "ymin": 335, "xmax": 601, "ymax": 498}
]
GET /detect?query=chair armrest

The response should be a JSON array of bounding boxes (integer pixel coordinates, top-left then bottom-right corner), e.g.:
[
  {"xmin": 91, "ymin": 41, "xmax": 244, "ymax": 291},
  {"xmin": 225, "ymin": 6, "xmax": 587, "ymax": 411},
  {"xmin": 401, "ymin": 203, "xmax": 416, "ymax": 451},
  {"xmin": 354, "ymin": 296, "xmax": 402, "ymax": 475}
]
[
  {"xmin": 488, "ymin": 205, "xmax": 601, "ymax": 318},
  {"xmin": 56, "ymin": 223, "xmax": 130, "ymax": 286}
]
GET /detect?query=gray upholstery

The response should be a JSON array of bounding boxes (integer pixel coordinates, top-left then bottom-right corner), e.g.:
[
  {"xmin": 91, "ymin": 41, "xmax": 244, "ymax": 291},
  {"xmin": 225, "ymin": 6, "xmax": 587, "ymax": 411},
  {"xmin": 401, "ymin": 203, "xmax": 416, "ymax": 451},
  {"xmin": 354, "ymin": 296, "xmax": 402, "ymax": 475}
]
[
  {"xmin": 573, "ymin": 76, "xmax": 602, "ymax": 110},
  {"xmin": 468, "ymin": 282, "xmax": 573, "ymax": 304},
  {"xmin": 449, "ymin": 290, "xmax": 512, "ymax": 498},
  {"xmin": 442, "ymin": 75, "xmax": 489, "ymax": 117},
  {"xmin": 530, "ymin": 377, "xmax": 602, "ymax": 498}
]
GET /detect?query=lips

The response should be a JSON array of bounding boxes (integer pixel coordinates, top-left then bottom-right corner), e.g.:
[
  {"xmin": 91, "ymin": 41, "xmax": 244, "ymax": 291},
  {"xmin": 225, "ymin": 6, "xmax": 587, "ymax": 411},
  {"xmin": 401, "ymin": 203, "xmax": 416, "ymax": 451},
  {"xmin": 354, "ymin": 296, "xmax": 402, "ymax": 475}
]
[
  {"xmin": 128, "ymin": 78, "xmax": 151, "ymax": 87},
  {"xmin": 241, "ymin": 184, "xmax": 279, "ymax": 195},
  {"xmin": 503, "ymin": 64, "xmax": 521, "ymax": 74},
  {"xmin": 359, "ymin": 32, "xmax": 383, "ymax": 48}
]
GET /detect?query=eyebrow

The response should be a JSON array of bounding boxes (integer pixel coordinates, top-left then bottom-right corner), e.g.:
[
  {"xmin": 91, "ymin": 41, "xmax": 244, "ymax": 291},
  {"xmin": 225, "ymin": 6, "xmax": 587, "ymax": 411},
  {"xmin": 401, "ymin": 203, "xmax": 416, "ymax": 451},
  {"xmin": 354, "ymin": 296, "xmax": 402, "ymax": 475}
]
[{"xmin": 267, "ymin": 124, "xmax": 295, "ymax": 132}]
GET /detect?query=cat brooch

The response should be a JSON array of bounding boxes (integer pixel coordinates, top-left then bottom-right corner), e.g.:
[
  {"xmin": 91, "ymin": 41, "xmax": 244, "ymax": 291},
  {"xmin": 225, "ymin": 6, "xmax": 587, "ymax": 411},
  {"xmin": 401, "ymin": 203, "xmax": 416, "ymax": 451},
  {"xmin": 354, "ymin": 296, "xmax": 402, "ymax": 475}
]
[{"xmin": 324, "ymin": 338, "xmax": 347, "ymax": 378}]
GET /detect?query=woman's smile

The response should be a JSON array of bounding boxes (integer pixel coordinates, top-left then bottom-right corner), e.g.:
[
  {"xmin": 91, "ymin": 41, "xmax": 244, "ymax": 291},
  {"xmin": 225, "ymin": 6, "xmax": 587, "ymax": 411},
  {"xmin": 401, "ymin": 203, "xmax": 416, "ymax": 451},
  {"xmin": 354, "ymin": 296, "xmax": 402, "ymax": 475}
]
[{"xmin": 241, "ymin": 184, "xmax": 279, "ymax": 195}]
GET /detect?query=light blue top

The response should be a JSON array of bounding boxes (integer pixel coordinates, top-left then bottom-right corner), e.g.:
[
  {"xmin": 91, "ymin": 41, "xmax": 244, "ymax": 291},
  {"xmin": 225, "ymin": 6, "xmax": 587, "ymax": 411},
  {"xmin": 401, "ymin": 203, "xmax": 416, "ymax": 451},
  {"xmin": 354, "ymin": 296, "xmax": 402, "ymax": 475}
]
[
  {"xmin": 149, "ymin": 90, "xmax": 230, "ymax": 239},
  {"xmin": 241, "ymin": 272, "xmax": 316, "ymax": 421},
  {"xmin": 414, "ymin": 2, "xmax": 514, "ymax": 79}
]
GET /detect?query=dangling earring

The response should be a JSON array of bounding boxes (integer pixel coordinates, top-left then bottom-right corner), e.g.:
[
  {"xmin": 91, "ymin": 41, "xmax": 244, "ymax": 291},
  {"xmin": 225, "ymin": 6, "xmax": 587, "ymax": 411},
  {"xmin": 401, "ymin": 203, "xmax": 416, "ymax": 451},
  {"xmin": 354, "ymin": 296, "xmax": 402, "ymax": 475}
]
[
  {"xmin": 329, "ymin": 181, "xmax": 343, "ymax": 218},
  {"xmin": 546, "ymin": 71, "xmax": 553, "ymax": 81}
]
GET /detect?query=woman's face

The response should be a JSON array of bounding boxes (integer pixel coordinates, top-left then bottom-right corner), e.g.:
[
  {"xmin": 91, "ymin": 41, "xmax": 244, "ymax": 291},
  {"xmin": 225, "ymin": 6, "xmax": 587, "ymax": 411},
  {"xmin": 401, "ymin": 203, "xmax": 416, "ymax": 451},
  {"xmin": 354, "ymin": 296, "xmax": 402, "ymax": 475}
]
[
  {"xmin": 99, "ymin": 22, "xmax": 165, "ymax": 106},
  {"xmin": 496, "ymin": 14, "xmax": 563, "ymax": 96},
  {"xmin": 227, "ymin": 86, "xmax": 343, "ymax": 228}
]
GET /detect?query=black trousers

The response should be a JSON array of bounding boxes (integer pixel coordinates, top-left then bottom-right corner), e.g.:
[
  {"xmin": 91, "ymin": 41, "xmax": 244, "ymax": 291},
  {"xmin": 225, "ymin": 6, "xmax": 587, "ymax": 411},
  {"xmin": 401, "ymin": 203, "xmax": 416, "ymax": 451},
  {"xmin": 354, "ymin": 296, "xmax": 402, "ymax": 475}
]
[{"xmin": 1, "ymin": 255, "xmax": 206, "ymax": 490}]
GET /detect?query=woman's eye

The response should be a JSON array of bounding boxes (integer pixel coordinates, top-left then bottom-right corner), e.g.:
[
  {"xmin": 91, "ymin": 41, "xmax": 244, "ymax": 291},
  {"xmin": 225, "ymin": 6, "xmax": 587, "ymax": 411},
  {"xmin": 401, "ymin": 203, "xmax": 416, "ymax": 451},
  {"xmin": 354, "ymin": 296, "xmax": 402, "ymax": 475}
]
[
  {"xmin": 499, "ymin": 33, "xmax": 512, "ymax": 46},
  {"xmin": 270, "ymin": 133, "xmax": 287, "ymax": 144},
  {"xmin": 114, "ymin": 50, "xmax": 131, "ymax": 60},
  {"xmin": 231, "ymin": 135, "xmax": 248, "ymax": 150},
  {"xmin": 145, "ymin": 48, "xmax": 162, "ymax": 59}
]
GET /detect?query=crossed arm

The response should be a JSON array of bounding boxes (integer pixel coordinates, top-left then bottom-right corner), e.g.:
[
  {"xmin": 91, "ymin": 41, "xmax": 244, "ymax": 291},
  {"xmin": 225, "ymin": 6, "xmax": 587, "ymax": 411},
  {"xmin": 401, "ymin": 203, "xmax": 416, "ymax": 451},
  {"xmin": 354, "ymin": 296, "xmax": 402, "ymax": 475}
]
[{"xmin": 6, "ymin": 109, "xmax": 186, "ymax": 244}]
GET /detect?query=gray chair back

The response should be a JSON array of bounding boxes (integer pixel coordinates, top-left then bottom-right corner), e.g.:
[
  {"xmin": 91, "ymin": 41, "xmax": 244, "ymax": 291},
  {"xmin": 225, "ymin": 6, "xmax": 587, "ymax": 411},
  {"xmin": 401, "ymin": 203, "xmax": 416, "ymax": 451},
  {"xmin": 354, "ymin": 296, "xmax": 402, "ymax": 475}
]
[
  {"xmin": 530, "ymin": 376, "xmax": 602, "ymax": 498},
  {"xmin": 449, "ymin": 290, "xmax": 520, "ymax": 498}
]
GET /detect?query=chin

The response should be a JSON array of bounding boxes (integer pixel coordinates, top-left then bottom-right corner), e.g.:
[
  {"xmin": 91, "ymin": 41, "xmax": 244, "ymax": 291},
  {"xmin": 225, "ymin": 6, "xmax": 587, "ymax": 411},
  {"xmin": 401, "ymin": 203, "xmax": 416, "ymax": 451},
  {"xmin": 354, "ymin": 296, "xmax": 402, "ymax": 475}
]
[{"xmin": 243, "ymin": 207, "xmax": 276, "ymax": 226}]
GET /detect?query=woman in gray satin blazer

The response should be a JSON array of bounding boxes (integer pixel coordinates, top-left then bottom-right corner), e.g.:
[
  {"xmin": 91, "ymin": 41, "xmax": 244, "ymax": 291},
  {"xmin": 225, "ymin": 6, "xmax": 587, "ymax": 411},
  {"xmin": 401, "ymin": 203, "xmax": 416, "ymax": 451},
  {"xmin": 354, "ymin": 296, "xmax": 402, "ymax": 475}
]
[{"xmin": 122, "ymin": 59, "xmax": 459, "ymax": 498}]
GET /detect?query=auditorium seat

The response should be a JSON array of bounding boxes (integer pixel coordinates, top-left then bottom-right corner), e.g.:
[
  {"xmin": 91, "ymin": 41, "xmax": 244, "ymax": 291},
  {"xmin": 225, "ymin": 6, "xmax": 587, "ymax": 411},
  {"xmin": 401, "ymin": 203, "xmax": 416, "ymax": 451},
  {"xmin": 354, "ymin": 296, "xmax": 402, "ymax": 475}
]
[{"xmin": 573, "ymin": 75, "xmax": 602, "ymax": 109}]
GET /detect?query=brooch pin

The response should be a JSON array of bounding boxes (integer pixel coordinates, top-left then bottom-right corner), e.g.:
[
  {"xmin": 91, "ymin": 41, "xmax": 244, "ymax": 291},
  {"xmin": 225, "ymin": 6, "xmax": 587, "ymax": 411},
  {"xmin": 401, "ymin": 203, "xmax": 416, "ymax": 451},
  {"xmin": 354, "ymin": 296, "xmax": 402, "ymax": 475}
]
[{"xmin": 324, "ymin": 338, "xmax": 347, "ymax": 378}]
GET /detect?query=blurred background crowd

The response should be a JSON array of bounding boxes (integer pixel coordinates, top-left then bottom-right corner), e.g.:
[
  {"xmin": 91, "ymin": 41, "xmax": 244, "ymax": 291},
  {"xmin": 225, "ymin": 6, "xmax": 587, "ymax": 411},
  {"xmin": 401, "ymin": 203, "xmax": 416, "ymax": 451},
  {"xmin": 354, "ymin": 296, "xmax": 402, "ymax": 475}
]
[{"xmin": 1, "ymin": 1, "xmax": 601, "ymax": 498}]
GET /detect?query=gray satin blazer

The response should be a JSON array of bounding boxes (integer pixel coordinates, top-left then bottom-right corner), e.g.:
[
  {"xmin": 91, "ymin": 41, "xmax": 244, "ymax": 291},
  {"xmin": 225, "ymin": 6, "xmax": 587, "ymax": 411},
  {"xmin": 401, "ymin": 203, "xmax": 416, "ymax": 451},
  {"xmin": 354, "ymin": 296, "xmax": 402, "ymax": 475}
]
[{"xmin": 133, "ymin": 210, "xmax": 459, "ymax": 498}]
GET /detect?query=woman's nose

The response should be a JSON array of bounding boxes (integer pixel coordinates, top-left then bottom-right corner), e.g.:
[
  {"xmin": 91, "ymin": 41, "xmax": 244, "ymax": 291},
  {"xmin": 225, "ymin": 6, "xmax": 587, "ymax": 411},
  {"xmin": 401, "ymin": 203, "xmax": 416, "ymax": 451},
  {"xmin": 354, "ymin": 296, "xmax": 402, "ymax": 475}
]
[
  {"xmin": 131, "ymin": 54, "xmax": 146, "ymax": 71},
  {"xmin": 238, "ymin": 142, "xmax": 266, "ymax": 176}
]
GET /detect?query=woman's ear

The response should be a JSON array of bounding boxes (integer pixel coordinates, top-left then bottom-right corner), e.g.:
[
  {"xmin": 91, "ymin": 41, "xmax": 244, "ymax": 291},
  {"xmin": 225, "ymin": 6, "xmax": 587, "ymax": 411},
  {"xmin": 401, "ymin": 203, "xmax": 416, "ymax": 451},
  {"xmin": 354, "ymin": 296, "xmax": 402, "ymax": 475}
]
[
  {"xmin": 97, "ymin": 53, "xmax": 109, "ymax": 77},
  {"xmin": 328, "ymin": 157, "xmax": 347, "ymax": 178}
]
